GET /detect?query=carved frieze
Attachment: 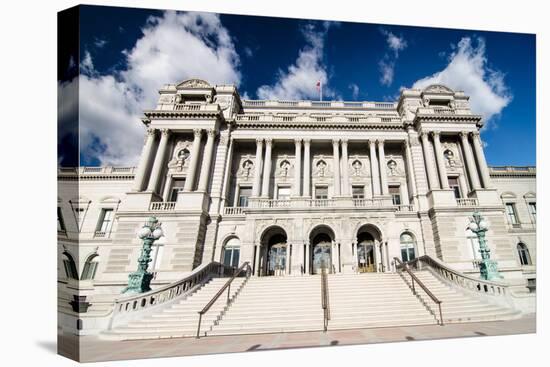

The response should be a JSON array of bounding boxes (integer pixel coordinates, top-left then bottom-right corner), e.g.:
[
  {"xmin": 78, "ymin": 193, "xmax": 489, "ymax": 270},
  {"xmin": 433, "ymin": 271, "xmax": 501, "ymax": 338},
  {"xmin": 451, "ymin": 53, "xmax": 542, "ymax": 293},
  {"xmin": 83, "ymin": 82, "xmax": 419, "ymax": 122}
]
[{"xmin": 167, "ymin": 140, "xmax": 192, "ymax": 172}]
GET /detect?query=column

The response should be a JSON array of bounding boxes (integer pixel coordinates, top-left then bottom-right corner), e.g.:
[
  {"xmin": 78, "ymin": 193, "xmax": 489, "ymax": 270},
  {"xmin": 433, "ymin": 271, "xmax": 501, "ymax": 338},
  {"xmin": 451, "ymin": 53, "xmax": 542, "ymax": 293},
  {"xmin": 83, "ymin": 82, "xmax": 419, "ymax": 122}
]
[
  {"xmin": 385, "ymin": 242, "xmax": 390, "ymax": 272},
  {"xmin": 353, "ymin": 242, "xmax": 359, "ymax": 272},
  {"xmin": 404, "ymin": 140, "xmax": 417, "ymax": 199},
  {"xmin": 252, "ymin": 138, "xmax": 264, "ymax": 197},
  {"xmin": 147, "ymin": 128, "xmax": 171, "ymax": 194},
  {"xmin": 432, "ymin": 131, "xmax": 449, "ymax": 189},
  {"xmin": 420, "ymin": 132, "xmax": 438, "ymax": 190},
  {"xmin": 261, "ymin": 138, "xmax": 273, "ymax": 197},
  {"xmin": 255, "ymin": 245, "xmax": 262, "ymax": 276},
  {"xmin": 183, "ymin": 129, "xmax": 202, "ymax": 191},
  {"xmin": 221, "ymin": 137, "xmax": 234, "ymax": 202},
  {"xmin": 294, "ymin": 139, "xmax": 302, "ymax": 196},
  {"xmin": 132, "ymin": 128, "xmax": 157, "ymax": 191},
  {"xmin": 471, "ymin": 132, "xmax": 492, "ymax": 188},
  {"xmin": 197, "ymin": 129, "xmax": 217, "ymax": 192},
  {"xmin": 459, "ymin": 131, "xmax": 481, "ymax": 191},
  {"xmin": 377, "ymin": 139, "xmax": 389, "ymax": 195},
  {"xmin": 305, "ymin": 242, "xmax": 311, "ymax": 275},
  {"xmin": 369, "ymin": 139, "xmax": 380, "ymax": 196},
  {"xmin": 341, "ymin": 139, "xmax": 350, "ymax": 196},
  {"xmin": 332, "ymin": 139, "xmax": 341, "ymax": 196},
  {"xmin": 303, "ymin": 139, "xmax": 311, "ymax": 197}
]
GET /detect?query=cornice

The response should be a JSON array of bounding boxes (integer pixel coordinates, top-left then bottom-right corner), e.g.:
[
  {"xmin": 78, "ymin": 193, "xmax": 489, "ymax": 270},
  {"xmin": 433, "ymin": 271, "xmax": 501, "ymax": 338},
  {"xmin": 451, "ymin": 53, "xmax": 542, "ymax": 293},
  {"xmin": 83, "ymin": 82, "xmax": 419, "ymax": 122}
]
[
  {"xmin": 234, "ymin": 121, "xmax": 405, "ymax": 131},
  {"xmin": 143, "ymin": 110, "xmax": 222, "ymax": 120}
]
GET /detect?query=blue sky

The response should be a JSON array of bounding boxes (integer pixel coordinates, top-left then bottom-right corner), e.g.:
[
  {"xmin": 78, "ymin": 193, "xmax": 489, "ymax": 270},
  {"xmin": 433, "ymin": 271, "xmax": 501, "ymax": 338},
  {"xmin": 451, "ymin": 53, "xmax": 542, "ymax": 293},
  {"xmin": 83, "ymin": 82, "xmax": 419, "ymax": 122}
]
[{"xmin": 63, "ymin": 5, "xmax": 536, "ymax": 167}]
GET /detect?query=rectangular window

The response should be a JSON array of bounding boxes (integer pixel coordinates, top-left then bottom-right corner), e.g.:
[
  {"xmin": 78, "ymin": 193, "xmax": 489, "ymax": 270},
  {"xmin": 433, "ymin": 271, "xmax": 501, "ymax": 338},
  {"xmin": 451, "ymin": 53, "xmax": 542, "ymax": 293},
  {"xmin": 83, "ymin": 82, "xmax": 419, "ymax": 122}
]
[
  {"xmin": 528, "ymin": 202, "xmax": 536, "ymax": 222},
  {"xmin": 238, "ymin": 186, "xmax": 252, "ymax": 207},
  {"xmin": 389, "ymin": 186, "xmax": 401, "ymax": 205},
  {"xmin": 527, "ymin": 278, "xmax": 536, "ymax": 293},
  {"xmin": 315, "ymin": 186, "xmax": 328, "ymax": 200},
  {"xmin": 96, "ymin": 209, "xmax": 114, "ymax": 235},
  {"xmin": 57, "ymin": 207, "xmax": 66, "ymax": 232},
  {"xmin": 169, "ymin": 178, "xmax": 186, "ymax": 201},
  {"xmin": 448, "ymin": 177, "xmax": 461, "ymax": 199},
  {"xmin": 505, "ymin": 203, "xmax": 519, "ymax": 225},
  {"xmin": 352, "ymin": 186, "xmax": 365, "ymax": 199},
  {"xmin": 277, "ymin": 186, "xmax": 291, "ymax": 200}
]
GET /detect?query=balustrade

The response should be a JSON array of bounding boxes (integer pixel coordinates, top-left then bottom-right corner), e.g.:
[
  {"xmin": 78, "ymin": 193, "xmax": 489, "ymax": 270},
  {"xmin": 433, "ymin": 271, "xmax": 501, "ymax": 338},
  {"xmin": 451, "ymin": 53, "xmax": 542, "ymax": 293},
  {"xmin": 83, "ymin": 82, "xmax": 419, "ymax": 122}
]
[
  {"xmin": 149, "ymin": 201, "xmax": 176, "ymax": 211},
  {"xmin": 456, "ymin": 198, "xmax": 479, "ymax": 207}
]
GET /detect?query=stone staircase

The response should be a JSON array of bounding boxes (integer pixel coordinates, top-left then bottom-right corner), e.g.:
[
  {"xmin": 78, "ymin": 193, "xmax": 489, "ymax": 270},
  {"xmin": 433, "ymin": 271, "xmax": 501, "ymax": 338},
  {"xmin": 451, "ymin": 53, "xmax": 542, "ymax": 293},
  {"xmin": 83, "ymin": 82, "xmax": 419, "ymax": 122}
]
[
  {"xmin": 208, "ymin": 276, "xmax": 323, "ymax": 335},
  {"xmin": 100, "ymin": 277, "xmax": 246, "ymax": 340},
  {"xmin": 100, "ymin": 270, "xmax": 521, "ymax": 340},
  {"xmin": 327, "ymin": 273, "xmax": 437, "ymax": 330},
  {"xmin": 411, "ymin": 270, "xmax": 521, "ymax": 323}
]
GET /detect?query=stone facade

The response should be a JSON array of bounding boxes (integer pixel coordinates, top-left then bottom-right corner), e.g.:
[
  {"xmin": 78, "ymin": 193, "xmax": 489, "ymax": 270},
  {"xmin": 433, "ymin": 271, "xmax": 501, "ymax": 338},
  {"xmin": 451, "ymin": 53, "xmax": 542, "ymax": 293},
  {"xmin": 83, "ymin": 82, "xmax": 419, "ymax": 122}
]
[{"xmin": 58, "ymin": 80, "xmax": 536, "ymax": 300}]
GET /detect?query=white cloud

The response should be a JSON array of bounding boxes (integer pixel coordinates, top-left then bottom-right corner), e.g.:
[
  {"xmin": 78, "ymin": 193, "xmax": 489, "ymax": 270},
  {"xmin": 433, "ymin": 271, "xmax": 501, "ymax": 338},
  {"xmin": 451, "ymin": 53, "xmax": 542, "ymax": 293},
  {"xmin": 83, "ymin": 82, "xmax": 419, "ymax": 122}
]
[
  {"xmin": 378, "ymin": 29, "xmax": 407, "ymax": 87},
  {"xmin": 94, "ymin": 38, "xmax": 107, "ymax": 48},
  {"xmin": 256, "ymin": 24, "xmax": 334, "ymax": 100},
  {"xmin": 244, "ymin": 46, "xmax": 253, "ymax": 57},
  {"xmin": 73, "ymin": 11, "xmax": 241, "ymax": 166},
  {"xmin": 348, "ymin": 83, "xmax": 360, "ymax": 100},
  {"xmin": 381, "ymin": 30, "xmax": 407, "ymax": 58},
  {"xmin": 412, "ymin": 36, "xmax": 512, "ymax": 126}
]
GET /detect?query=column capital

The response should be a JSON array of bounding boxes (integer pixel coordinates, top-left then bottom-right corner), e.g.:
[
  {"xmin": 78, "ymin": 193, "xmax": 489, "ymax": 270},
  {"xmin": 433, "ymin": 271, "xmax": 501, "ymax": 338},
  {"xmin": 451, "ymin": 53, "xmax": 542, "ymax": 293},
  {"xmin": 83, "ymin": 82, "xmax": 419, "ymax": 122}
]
[
  {"xmin": 146, "ymin": 128, "xmax": 157, "ymax": 137},
  {"xmin": 205, "ymin": 128, "xmax": 217, "ymax": 138},
  {"xmin": 458, "ymin": 131, "xmax": 470, "ymax": 139},
  {"xmin": 332, "ymin": 138, "xmax": 340, "ymax": 146},
  {"xmin": 193, "ymin": 128, "xmax": 202, "ymax": 138},
  {"xmin": 470, "ymin": 130, "xmax": 481, "ymax": 138},
  {"xmin": 303, "ymin": 138, "xmax": 311, "ymax": 145},
  {"xmin": 160, "ymin": 128, "xmax": 171, "ymax": 137},
  {"xmin": 294, "ymin": 138, "xmax": 303, "ymax": 145},
  {"xmin": 430, "ymin": 130, "xmax": 441, "ymax": 138},
  {"xmin": 420, "ymin": 131, "xmax": 430, "ymax": 140},
  {"xmin": 341, "ymin": 138, "xmax": 349, "ymax": 145},
  {"xmin": 377, "ymin": 138, "xmax": 385, "ymax": 146},
  {"xmin": 265, "ymin": 138, "xmax": 273, "ymax": 146},
  {"xmin": 255, "ymin": 137, "xmax": 264, "ymax": 144}
]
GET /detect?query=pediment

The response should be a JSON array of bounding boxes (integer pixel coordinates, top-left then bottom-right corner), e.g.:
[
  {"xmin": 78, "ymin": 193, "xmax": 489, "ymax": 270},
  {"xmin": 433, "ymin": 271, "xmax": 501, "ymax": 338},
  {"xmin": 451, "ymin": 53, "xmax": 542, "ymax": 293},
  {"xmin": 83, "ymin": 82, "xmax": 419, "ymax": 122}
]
[
  {"xmin": 423, "ymin": 84, "xmax": 454, "ymax": 94},
  {"xmin": 176, "ymin": 78, "xmax": 212, "ymax": 89}
]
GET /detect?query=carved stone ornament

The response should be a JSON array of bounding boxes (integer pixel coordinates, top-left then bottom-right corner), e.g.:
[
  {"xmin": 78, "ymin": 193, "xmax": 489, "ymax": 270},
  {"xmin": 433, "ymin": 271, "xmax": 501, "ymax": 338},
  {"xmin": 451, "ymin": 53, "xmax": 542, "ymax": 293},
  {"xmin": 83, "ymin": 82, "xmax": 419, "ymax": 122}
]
[
  {"xmin": 351, "ymin": 159, "xmax": 363, "ymax": 176},
  {"xmin": 315, "ymin": 159, "xmax": 328, "ymax": 177},
  {"xmin": 387, "ymin": 159, "xmax": 399, "ymax": 176},
  {"xmin": 423, "ymin": 84, "xmax": 454, "ymax": 94},
  {"xmin": 176, "ymin": 78, "xmax": 212, "ymax": 89},
  {"xmin": 240, "ymin": 158, "xmax": 254, "ymax": 179},
  {"xmin": 167, "ymin": 141, "xmax": 192, "ymax": 172},
  {"xmin": 279, "ymin": 159, "xmax": 291, "ymax": 178}
]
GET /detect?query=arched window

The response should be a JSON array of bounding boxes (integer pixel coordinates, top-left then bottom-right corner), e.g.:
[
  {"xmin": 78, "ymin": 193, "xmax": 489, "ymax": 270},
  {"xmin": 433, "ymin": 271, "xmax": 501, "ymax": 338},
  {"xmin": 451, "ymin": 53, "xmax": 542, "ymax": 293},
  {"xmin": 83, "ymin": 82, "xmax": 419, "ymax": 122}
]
[
  {"xmin": 222, "ymin": 237, "xmax": 240, "ymax": 268},
  {"xmin": 62, "ymin": 252, "xmax": 79, "ymax": 280},
  {"xmin": 81, "ymin": 254, "xmax": 99, "ymax": 280},
  {"xmin": 517, "ymin": 243, "xmax": 532, "ymax": 266},
  {"xmin": 400, "ymin": 232, "xmax": 416, "ymax": 262}
]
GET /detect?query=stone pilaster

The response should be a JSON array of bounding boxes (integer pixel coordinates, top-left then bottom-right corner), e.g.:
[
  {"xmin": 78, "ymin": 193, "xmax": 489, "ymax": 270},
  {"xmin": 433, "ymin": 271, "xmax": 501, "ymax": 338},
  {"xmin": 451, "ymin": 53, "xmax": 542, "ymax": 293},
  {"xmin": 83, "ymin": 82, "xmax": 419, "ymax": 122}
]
[
  {"xmin": 197, "ymin": 129, "xmax": 217, "ymax": 192},
  {"xmin": 332, "ymin": 139, "xmax": 341, "ymax": 196},
  {"xmin": 459, "ymin": 131, "xmax": 481, "ymax": 191},
  {"xmin": 294, "ymin": 138, "xmax": 302, "ymax": 196},
  {"xmin": 377, "ymin": 139, "xmax": 389, "ymax": 195},
  {"xmin": 183, "ymin": 129, "xmax": 202, "ymax": 191},
  {"xmin": 303, "ymin": 139, "xmax": 311, "ymax": 197},
  {"xmin": 471, "ymin": 132, "xmax": 492, "ymax": 188},
  {"xmin": 147, "ymin": 128, "xmax": 171, "ymax": 194},
  {"xmin": 261, "ymin": 138, "xmax": 273, "ymax": 197},
  {"xmin": 404, "ymin": 140, "xmax": 418, "ymax": 201},
  {"xmin": 252, "ymin": 138, "xmax": 263, "ymax": 197},
  {"xmin": 369, "ymin": 139, "xmax": 380, "ymax": 196},
  {"xmin": 341, "ymin": 139, "xmax": 350, "ymax": 196},
  {"xmin": 420, "ymin": 132, "xmax": 439, "ymax": 190},
  {"xmin": 132, "ymin": 128, "xmax": 157, "ymax": 192},
  {"xmin": 432, "ymin": 131, "xmax": 449, "ymax": 189}
]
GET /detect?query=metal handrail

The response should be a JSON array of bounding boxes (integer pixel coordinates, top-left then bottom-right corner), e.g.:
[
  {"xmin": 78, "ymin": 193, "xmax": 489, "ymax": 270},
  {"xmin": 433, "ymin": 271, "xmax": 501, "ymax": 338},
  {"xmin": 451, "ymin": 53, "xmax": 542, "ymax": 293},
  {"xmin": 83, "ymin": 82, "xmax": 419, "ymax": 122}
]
[
  {"xmin": 196, "ymin": 262, "xmax": 251, "ymax": 338},
  {"xmin": 321, "ymin": 266, "xmax": 331, "ymax": 332},
  {"xmin": 394, "ymin": 257, "xmax": 444, "ymax": 325}
]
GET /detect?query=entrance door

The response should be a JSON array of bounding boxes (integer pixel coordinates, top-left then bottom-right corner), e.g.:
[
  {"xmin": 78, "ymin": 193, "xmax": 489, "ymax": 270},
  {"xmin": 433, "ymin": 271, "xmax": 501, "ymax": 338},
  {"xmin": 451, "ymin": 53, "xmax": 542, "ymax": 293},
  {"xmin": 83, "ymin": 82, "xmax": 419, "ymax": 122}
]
[
  {"xmin": 267, "ymin": 243, "xmax": 287, "ymax": 276},
  {"xmin": 312, "ymin": 242, "xmax": 332, "ymax": 274},
  {"xmin": 357, "ymin": 241, "xmax": 375, "ymax": 272}
]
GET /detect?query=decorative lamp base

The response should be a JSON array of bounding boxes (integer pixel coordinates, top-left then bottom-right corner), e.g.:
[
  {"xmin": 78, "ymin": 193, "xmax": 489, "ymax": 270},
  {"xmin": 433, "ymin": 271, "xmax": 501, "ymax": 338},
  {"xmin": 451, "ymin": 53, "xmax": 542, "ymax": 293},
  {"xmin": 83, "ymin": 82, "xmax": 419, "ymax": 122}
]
[
  {"xmin": 479, "ymin": 259, "xmax": 502, "ymax": 281},
  {"xmin": 122, "ymin": 271, "xmax": 154, "ymax": 294}
]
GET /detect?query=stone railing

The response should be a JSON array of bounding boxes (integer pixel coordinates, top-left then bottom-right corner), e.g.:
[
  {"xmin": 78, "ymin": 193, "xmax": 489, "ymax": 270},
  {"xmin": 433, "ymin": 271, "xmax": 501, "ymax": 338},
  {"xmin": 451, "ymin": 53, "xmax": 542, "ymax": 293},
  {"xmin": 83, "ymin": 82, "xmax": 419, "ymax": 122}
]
[
  {"xmin": 456, "ymin": 198, "xmax": 479, "ymax": 207},
  {"xmin": 109, "ymin": 261, "xmax": 236, "ymax": 329},
  {"xmin": 241, "ymin": 100, "xmax": 397, "ymax": 109},
  {"xmin": 223, "ymin": 206, "xmax": 244, "ymax": 215},
  {"xmin": 394, "ymin": 204, "xmax": 415, "ymax": 212},
  {"xmin": 236, "ymin": 114, "xmax": 401, "ymax": 124},
  {"xmin": 94, "ymin": 231, "xmax": 107, "ymax": 238},
  {"xmin": 58, "ymin": 166, "xmax": 137, "ymax": 175},
  {"xmin": 489, "ymin": 166, "xmax": 536, "ymax": 177},
  {"xmin": 251, "ymin": 198, "xmax": 292, "ymax": 208},
  {"xmin": 149, "ymin": 201, "xmax": 176, "ymax": 211},
  {"xmin": 407, "ymin": 255, "xmax": 509, "ymax": 298}
]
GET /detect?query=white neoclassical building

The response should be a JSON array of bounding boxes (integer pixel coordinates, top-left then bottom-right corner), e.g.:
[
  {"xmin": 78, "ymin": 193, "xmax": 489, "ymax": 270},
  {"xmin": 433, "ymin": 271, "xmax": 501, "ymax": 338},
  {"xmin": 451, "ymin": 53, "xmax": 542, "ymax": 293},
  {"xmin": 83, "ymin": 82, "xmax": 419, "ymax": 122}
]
[{"xmin": 58, "ymin": 80, "xmax": 536, "ymax": 330}]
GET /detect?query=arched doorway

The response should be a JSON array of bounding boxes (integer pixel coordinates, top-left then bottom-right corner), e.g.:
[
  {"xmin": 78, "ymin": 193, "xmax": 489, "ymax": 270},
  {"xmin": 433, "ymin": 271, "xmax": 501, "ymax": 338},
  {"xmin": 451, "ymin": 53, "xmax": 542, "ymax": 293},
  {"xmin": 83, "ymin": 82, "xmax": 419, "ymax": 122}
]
[
  {"xmin": 309, "ymin": 225, "xmax": 336, "ymax": 274},
  {"xmin": 260, "ymin": 226, "xmax": 288, "ymax": 276},
  {"xmin": 356, "ymin": 224, "xmax": 383, "ymax": 273}
]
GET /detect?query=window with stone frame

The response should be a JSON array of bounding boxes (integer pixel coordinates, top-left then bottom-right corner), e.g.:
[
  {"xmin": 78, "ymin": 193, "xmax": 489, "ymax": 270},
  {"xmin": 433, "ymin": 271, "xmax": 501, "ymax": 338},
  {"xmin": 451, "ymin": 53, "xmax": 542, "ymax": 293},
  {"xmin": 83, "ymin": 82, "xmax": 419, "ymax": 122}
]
[
  {"xmin": 505, "ymin": 203, "xmax": 519, "ymax": 226},
  {"xmin": 352, "ymin": 185, "xmax": 365, "ymax": 199},
  {"xmin": 57, "ymin": 207, "xmax": 66, "ymax": 232},
  {"xmin": 237, "ymin": 186, "xmax": 252, "ymax": 207},
  {"xmin": 517, "ymin": 243, "xmax": 532, "ymax": 266},
  {"xmin": 528, "ymin": 202, "xmax": 536, "ymax": 222},
  {"xmin": 81, "ymin": 254, "xmax": 99, "ymax": 280},
  {"xmin": 448, "ymin": 176, "xmax": 461, "ymax": 199},
  {"xmin": 315, "ymin": 186, "xmax": 328, "ymax": 200},
  {"xmin": 389, "ymin": 185, "xmax": 401, "ymax": 205},
  {"xmin": 169, "ymin": 178, "xmax": 186, "ymax": 201},
  {"xmin": 95, "ymin": 208, "xmax": 114, "ymax": 236},
  {"xmin": 277, "ymin": 186, "xmax": 291, "ymax": 200}
]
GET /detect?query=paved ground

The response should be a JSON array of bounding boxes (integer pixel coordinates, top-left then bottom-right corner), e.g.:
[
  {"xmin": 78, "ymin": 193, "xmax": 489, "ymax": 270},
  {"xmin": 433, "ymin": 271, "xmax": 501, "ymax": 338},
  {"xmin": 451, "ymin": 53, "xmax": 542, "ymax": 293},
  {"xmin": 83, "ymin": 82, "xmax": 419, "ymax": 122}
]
[{"xmin": 58, "ymin": 314, "xmax": 536, "ymax": 362}]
